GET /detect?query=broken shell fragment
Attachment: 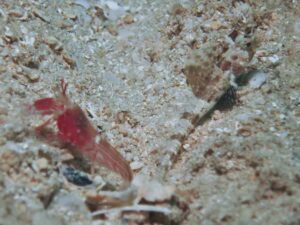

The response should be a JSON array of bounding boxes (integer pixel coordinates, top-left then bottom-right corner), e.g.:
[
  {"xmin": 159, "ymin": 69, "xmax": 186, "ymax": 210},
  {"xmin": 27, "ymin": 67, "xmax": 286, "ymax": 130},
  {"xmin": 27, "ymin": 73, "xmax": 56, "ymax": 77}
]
[
  {"xmin": 122, "ymin": 14, "xmax": 134, "ymax": 24},
  {"xmin": 3, "ymin": 28, "xmax": 18, "ymax": 43},
  {"xmin": 63, "ymin": 12, "xmax": 77, "ymax": 21},
  {"xmin": 32, "ymin": 8, "xmax": 50, "ymax": 23},
  {"xmin": 32, "ymin": 157, "xmax": 49, "ymax": 172},
  {"xmin": 44, "ymin": 36, "xmax": 63, "ymax": 53},
  {"xmin": 62, "ymin": 53, "xmax": 76, "ymax": 68},
  {"xmin": 238, "ymin": 127, "xmax": 252, "ymax": 137},
  {"xmin": 8, "ymin": 9, "xmax": 24, "ymax": 18},
  {"xmin": 25, "ymin": 71, "xmax": 40, "ymax": 82},
  {"xmin": 20, "ymin": 66, "xmax": 40, "ymax": 82}
]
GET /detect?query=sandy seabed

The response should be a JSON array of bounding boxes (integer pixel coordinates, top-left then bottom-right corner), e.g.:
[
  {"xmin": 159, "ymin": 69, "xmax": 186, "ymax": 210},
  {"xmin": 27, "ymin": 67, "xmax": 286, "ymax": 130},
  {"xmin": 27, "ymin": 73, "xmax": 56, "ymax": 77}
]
[{"xmin": 0, "ymin": 1, "xmax": 299, "ymax": 224}]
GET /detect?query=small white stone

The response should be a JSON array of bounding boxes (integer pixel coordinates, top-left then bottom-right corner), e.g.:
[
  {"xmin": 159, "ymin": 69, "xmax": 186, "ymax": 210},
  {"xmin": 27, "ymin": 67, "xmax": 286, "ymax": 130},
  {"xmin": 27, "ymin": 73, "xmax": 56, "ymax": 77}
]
[
  {"xmin": 130, "ymin": 161, "xmax": 144, "ymax": 170},
  {"xmin": 249, "ymin": 71, "xmax": 267, "ymax": 89},
  {"xmin": 94, "ymin": 175, "xmax": 105, "ymax": 186},
  {"xmin": 60, "ymin": 152, "xmax": 74, "ymax": 161},
  {"xmin": 34, "ymin": 158, "xmax": 49, "ymax": 171},
  {"xmin": 183, "ymin": 144, "xmax": 190, "ymax": 150},
  {"xmin": 267, "ymin": 55, "xmax": 280, "ymax": 63},
  {"xmin": 24, "ymin": 70, "xmax": 40, "ymax": 82},
  {"xmin": 95, "ymin": 135, "xmax": 101, "ymax": 144}
]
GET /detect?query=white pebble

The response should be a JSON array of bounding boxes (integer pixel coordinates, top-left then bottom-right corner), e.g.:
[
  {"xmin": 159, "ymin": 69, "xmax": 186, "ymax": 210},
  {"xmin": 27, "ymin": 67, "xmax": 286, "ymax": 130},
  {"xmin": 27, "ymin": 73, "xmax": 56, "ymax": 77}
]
[
  {"xmin": 249, "ymin": 71, "xmax": 267, "ymax": 89},
  {"xmin": 267, "ymin": 55, "xmax": 280, "ymax": 63},
  {"xmin": 130, "ymin": 161, "xmax": 144, "ymax": 170},
  {"xmin": 33, "ymin": 158, "xmax": 49, "ymax": 172}
]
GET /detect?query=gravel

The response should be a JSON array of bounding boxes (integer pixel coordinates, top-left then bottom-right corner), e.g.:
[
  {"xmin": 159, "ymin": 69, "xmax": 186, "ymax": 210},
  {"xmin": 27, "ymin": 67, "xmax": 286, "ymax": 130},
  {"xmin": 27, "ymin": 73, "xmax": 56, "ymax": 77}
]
[{"xmin": 0, "ymin": 0, "xmax": 299, "ymax": 224}]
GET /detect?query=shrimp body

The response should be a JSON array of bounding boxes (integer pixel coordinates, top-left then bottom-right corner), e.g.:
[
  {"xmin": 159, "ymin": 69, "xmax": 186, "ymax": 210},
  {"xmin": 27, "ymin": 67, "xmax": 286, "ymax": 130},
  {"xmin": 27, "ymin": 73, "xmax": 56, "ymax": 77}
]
[{"xmin": 31, "ymin": 80, "xmax": 133, "ymax": 182}]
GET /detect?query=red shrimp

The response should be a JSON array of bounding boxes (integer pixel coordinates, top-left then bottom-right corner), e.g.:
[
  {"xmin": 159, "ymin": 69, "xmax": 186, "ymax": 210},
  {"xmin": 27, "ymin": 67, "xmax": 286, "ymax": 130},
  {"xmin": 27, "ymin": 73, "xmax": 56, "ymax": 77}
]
[{"xmin": 31, "ymin": 80, "xmax": 133, "ymax": 182}]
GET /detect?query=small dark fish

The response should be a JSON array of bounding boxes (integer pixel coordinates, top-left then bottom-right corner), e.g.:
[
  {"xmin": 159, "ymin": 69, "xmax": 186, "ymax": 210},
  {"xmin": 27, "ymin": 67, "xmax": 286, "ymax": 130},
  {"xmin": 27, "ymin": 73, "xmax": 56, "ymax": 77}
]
[
  {"xmin": 63, "ymin": 167, "xmax": 93, "ymax": 186},
  {"xmin": 215, "ymin": 86, "xmax": 237, "ymax": 111}
]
